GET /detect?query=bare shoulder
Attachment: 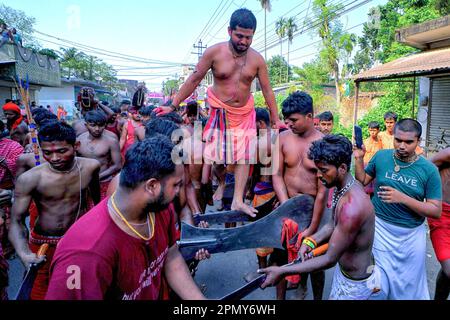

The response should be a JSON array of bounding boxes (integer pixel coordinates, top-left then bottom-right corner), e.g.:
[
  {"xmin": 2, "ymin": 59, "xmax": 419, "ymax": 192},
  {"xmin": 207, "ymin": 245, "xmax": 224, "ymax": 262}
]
[
  {"xmin": 310, "ymin": 129, "xmax": 324, "ymax": 142},
  {"xmin": 16, "ymin": 164, "xmax": 43, "ymax": 189},
  {"xmin": 249, "ymin": 48, "xmax": 265, "ymax": 64},
  {"xmin": 77, "ymin": 131, "xmax": 89, "ymax": 141},
  {"xmin": 338, "ymin": 184, "xmax": 373, "ymax": 226},
  {"xmin": 77, "ymin": 157, "xmax": 101, "ymax": 172},
  {"xmin": 279, "ymin": 129, "xmax": 293, "ymax": 141},
  {"xmin": 104, "ymin": 130, "xmax": 119, "ymax": 141}
]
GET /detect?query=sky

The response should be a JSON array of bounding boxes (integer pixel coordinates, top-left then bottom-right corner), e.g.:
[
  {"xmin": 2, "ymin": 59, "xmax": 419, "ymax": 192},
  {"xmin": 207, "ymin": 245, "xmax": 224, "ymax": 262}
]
[{"xmin": 4, "ymin": 0, "xmax": 388, "ymax": 91}]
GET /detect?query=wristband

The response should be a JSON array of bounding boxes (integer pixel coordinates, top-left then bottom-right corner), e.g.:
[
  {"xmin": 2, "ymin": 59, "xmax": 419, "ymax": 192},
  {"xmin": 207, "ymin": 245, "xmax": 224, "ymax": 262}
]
[
  {"xmin": 170, "ymin": 104, "xmax": 178, "ymax": 112},
  {"xmin": 302, "ymin": 237, "xmax": 317, "ymax": 250}
]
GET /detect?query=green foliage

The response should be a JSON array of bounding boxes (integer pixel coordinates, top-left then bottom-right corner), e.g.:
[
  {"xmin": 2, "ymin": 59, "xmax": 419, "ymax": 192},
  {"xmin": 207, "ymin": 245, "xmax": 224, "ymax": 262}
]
[
  {"xmin": 0, "ymin": 4, "xmax": 36, "ymax": 45},
  {"xmin": 358, "ymin": 82, "xmax": 416, "ymax": 139},
  {"xmin": 162, "ymin": 79, "xmax": 181, "ymax": 97},
  {"xmin": 39, "ymin": 49, "xmax": 60, "ymax": 60},
  {"xmin": 267, "ymin": 55, "xmax": 291, "ymax": 86}
]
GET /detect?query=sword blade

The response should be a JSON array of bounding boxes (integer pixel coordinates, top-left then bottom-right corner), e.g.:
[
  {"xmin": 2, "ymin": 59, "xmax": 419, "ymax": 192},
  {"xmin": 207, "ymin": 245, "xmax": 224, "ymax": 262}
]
[{"xmin": 220, "ymin": 275, "xmax": 267, "ymax": 301}]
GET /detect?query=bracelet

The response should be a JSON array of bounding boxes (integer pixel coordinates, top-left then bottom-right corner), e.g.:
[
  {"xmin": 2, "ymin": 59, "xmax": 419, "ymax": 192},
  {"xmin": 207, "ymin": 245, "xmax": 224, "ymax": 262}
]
[
  {"xmin": 170, "ymin": 104, "xmax": 178, "ymax": 112},
  {"xmin": 302, "ymin": 237, "xmax": 317, "ymax": 250}
]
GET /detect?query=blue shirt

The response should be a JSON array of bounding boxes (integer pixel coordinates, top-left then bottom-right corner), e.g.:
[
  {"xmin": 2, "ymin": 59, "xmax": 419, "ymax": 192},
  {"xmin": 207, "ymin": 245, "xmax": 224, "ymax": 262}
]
[{"xmin": 365, "ymin": 149, "xmax": 442, "ymax": 228}]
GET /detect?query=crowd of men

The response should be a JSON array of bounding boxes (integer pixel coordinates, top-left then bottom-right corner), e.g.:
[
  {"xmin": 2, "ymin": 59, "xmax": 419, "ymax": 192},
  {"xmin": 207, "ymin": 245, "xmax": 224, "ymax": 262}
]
[{"xmin": 0, "ymin": 8, "xmax": 448, "ymax": 301}]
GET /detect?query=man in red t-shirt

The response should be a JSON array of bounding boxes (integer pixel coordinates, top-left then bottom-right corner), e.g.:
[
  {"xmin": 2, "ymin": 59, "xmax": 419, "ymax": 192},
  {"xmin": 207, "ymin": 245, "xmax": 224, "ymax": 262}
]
[{"xmin": 46, "ymin": 135, "xmax": 207, "ymax": 300}]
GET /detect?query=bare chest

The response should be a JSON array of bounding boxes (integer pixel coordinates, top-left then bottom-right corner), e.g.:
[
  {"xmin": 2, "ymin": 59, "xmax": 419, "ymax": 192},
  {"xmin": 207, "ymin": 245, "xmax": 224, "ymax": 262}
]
[
  {"xmin": 212, "ymin": 56, "xmax": 257, "ymax": 83},
  {"xmin": 34, "ymin": 169, "xmax": 90, "ymax": 201}
]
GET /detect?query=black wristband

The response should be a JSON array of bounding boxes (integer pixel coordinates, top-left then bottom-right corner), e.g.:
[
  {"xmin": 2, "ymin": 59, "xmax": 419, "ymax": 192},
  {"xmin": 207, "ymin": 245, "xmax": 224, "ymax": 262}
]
[{"xmin": 170, "ymin": 104, "xmax": 178, "ymax": 112}]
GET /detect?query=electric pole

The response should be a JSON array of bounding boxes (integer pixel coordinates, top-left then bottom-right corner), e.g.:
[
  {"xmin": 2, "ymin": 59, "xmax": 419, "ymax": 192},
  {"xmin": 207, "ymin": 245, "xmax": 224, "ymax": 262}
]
[{"xmin": 192, "ymin": 39, "xmax": 207, "ymax": 61}]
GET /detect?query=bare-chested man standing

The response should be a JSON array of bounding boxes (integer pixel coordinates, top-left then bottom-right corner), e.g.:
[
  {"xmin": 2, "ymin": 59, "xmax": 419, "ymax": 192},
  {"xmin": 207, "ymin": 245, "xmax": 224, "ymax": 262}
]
[
  {"xmin": 260, "ymin": 135, "xmax": 381, "ymax": 300},
  {"xmin": 155, "ymin": 8, "xmax": 284, "ymax": 217},
  {"xmin": 77, "ymin": 111, "xmax": 121, "ymax": 200},
  {"xmin": 271, "ymin": 91, "xmax": 327, "ymax": 300},
  {"xmin": 9, "ymin": 122, "xmax": 101, "ymax": 300}
]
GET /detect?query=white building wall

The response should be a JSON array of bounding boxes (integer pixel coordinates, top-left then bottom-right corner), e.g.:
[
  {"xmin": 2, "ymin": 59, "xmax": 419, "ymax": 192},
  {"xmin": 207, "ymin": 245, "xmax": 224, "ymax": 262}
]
[{"xmin": 36, "ymin": 85, "xmax": 74, "ymax": 114}]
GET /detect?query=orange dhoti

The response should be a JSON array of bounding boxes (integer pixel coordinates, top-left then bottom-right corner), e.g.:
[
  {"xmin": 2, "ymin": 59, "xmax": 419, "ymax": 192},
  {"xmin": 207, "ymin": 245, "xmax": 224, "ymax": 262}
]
[{"xmin": 203, "ymin": 87, "xmax": 257, "ymax": 165}]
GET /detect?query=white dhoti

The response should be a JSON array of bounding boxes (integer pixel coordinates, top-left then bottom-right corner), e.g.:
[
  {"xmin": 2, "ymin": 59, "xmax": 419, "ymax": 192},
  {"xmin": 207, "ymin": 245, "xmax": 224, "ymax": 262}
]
[
  {"xmin": 329, "ymin": 264, "xmax": 382, "ymax": 300},
  {"xmin": 371, "ymin": 216, "xmax": 430, "ymax": 300}
]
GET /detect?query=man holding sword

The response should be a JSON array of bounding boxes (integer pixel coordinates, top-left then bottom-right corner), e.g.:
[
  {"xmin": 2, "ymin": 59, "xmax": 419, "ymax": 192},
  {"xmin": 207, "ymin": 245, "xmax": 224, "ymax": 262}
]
[{"xmin": 258, "ymin": 135, "xmax": 381, "ymax": 300}]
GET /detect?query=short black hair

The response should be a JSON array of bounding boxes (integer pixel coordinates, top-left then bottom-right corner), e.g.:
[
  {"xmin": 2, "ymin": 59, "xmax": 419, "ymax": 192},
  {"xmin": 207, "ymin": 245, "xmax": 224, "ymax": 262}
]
[
  {"xmin": 186, "ymin": 101, "xmax": 198, "ymax": 117},
  {"xmin": 160, "ymin": 112, "xmax": 184, "ymax": 125},
  {"xmin": 394, "ymin": 118, "xmax": 422, "ymax": 138},
  {"xmin": 145, "ymin": 118, "xmax": 179, "ymax": 139},
  {"xmin": 38, "ymin": 121, "xmax": 76, "ymax": 145},
  {"xmin": 308, "ymin": 134, "xmax": 353, "ymax": 171},
  {"xmin": 282, "ymin": 91, "xmax": 313, "ymax": 118},
  {"xmin": 255, "ymin": 107, "xmax": 270, "ymax": 126},
  {"xmin": 318, "ymin": 111, "xmax": 333, "ymax": 122},
  {"xmin": 84, "ymin": 110, "xmax": 107, "ymax": 126},
  {"xmin": 110, "ymin": 106, "xmax": 121, "ymax": 114},
  {"xmin": 120, "ymin": 135, "xmax": 176, "ymax": 189},
  {"xmin": 121, "ymin": 100, "xmax": 131, "ymax": 105},
  {"xmin": 139, "ymin": 105, "xmax": 155, "ymax": 117},
  {"xmin": 33, "ymin": 109, "xmax": 58, "ymax": 127},
  {"xmin": 368, "ymin": 121, "xmax": 380, "ymax": 130},
  {"xmin": 384, "ymin": 111, "xmax": 398, "ymax": 121},
  {"xmin": 230, "ymin": 8, "xmax": 257, "ymax": 31}
]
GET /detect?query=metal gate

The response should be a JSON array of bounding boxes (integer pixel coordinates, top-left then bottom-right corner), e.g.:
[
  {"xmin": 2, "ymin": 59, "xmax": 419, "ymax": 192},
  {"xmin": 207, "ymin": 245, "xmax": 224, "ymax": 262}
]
[{"xmin": 428, "ymin": 77, "xmax": 450, "ymax": 152}]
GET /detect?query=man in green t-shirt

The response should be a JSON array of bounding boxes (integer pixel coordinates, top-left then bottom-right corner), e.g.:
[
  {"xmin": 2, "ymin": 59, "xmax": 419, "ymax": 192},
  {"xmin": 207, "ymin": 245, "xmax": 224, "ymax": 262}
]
[{"xmin": 354, "ymin": 118, "xmax": 442, "ymax": 300}]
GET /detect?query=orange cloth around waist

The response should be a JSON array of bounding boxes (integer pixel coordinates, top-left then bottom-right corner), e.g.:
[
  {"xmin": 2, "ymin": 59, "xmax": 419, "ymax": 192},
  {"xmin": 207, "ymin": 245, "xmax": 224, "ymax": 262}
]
[{"xmin": 207, "ymin": 87, "xmax": 255, "ymax": 129}]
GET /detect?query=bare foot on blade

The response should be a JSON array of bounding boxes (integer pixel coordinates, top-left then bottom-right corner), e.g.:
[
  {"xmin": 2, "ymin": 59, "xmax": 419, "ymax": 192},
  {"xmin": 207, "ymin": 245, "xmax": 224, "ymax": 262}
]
[
  {"xmin": 213, "ymin": 183, "xmax": 225, "ymax": 201},
  {"xmin": 231, "ymin": 201, "xmax": 258, "ymax": 218}
]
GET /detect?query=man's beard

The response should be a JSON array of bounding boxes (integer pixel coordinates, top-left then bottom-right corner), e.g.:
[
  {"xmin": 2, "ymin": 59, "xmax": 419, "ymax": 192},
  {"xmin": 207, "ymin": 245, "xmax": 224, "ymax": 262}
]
[
  {"xmin": 143, "ymin": 189, "xmax": 171, "ymax": 213},
  {"xmin": 230, "ymin": 39, "xmax": 248, "ymax": 55}
]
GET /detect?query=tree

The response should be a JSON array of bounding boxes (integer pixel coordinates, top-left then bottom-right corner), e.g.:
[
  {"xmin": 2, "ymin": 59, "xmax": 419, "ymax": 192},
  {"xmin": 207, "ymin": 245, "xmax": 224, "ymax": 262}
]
[
  {"xmin": 257, "ymin": 0, "xmax": 272, "ymax": 61},
  {"xmin": 162, "ymin": 79, "xmax": 181, "ymax": 99},
  {"xmin": 0, "ymin": 4, "xmax": 36, "ymax": 45},
  {"xmin": 275, "ymin": 17, "xmax": 287, "ymax": 84},
  {"xmin": 309, "ymin": 0, "xmax": 356, "ymax": 107},
  {"xmin": 267, "ymin": 55, "xmax": 289, "ymax": 86},
  {"xmin": 285, "ymin": 17, "xmax": 298, "ymax": 82},
  {"xmin": 293, "ymin": 57, "xmax": 334, "ymax": 111}
]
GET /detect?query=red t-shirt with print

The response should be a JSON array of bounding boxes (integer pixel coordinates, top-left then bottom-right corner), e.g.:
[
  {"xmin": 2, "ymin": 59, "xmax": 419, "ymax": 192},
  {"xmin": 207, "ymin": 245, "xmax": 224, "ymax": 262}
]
[{"xmin": 45, "ymin": 199, "xmax": 178, "ymax": 300}]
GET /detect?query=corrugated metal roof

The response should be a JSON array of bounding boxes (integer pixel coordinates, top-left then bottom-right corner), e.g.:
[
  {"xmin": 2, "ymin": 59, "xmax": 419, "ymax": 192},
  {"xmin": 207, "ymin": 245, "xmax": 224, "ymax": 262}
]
[{"xmin": 353, "ymin": 47, "xmax": 450, "ymax": 81}]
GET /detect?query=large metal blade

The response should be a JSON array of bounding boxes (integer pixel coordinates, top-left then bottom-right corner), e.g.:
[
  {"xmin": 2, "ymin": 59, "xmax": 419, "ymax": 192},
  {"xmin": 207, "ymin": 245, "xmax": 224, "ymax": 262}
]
[
  {"xmin": 178, "ymin": 194, "xmax": 314, "ymax": 260},
  {"xmin": 192, "ymin": 196, "xmax": 276, "ymax": 225},
  {"xmin": 220, "ymin": 243, "xmax": 329, "ymax": 300}
]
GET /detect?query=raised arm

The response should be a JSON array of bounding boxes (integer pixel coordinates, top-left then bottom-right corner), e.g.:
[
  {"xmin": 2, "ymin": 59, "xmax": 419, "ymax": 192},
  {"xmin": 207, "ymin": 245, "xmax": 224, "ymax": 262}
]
[
  {"xmin": 155, "ymin": 46, "xmax": 215, "ymax": 116},
  {"xmin": 353, "ymin": 146, "xmax": 374, "ymax": 186}
]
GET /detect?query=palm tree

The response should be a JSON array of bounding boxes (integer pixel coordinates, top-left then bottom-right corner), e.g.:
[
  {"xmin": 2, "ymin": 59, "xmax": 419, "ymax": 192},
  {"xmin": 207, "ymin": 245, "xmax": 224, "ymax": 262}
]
[
  {"xmin": 285, "ymin": 17, "xmax": 298, "ymax": 82},
  {"xmin": 275, "ymin": 17, "xmax": 287, "ymax": 84},
  {"xmin": 258, "ymin": 0, "xmax": 272, "ymax": 61},
  {"xmin": 59, "ymin": 47, "xmax": 80, "ymax": 79}
]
